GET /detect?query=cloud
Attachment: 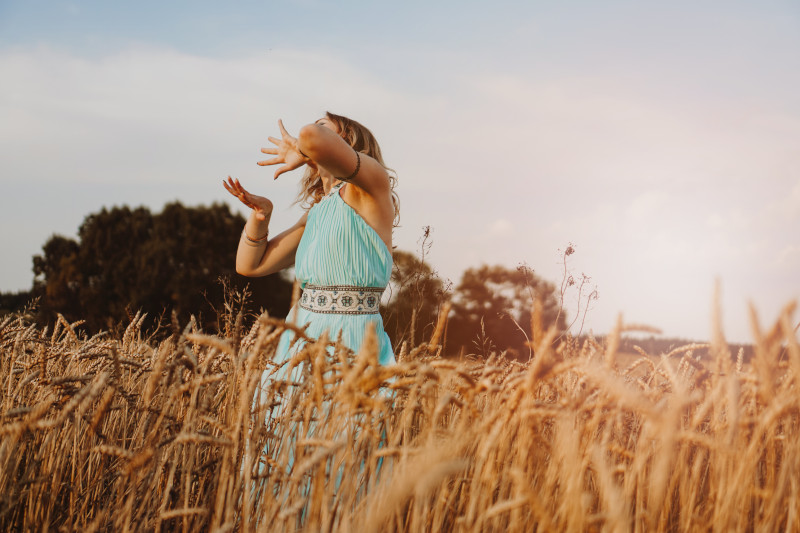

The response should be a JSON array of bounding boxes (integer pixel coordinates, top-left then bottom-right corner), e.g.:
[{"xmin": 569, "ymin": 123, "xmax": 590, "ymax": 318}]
[
  {"xmin": 0, "ymin": 46, "xmax": 406, "ymax": 186},
  {"xmin": 489, "ymin": 218, "xmax": 513, "ymax": 236},
  {"xmin": 776, "ymin": 244, "xmax": 800, "ymax": 271},
  {"xmin": 1, "ymin": 43, "xmax": 798, "ymax": 344},
  {"xmin": 772, "ymin": 179, "xmax": 800, "ymax": 223}
]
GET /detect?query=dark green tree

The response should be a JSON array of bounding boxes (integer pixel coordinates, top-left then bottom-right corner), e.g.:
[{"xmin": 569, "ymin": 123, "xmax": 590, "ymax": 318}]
[
  {"xmin": 448, "ymin": 264, "xmax": 564, "ymax": 359},
  {"xmin": 32, "ymin": 202, "xmax": 292, "ymax": 332},
  {"xmin": 32, "ymin": 235, "xmax": 82, "ymax": 319},
  {"xmin": 0, "ymin": 289, "xmax": 35, "ymax": 317},
  {"xmin": 382, "ymin": 250, "xmax": 449, "ymax": 349}
]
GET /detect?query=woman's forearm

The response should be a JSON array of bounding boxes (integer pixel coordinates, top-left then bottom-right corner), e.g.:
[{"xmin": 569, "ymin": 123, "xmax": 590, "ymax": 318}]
[
  {"xmin": 236, "ymin": 210, "xmax": 306, "ymax": 277},
  {"xmin": 236, "ymin": 210, "xmax": 272, "ymax": 274},
  {"xmin": 297, "ymin": 124, "xmax": 390, "ymax": 198}
]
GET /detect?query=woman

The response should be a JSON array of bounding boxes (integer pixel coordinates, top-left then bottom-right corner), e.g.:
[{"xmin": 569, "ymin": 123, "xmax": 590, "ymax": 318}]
[{"xmin": 223, "ymin": 112, "xmax": 398, "ymax": 372}]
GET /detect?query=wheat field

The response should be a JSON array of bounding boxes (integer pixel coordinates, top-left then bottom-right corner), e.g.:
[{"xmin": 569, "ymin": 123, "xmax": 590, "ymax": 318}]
[{"xmin": 1, "ymin": 296, "xmax": 799, "ymax": 532}]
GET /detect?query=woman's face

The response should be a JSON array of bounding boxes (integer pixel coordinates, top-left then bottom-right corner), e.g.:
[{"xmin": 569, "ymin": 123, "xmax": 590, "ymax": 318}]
[{"xmin": 315, "ymin": 116, "xmax": 339, "ymax": 133}]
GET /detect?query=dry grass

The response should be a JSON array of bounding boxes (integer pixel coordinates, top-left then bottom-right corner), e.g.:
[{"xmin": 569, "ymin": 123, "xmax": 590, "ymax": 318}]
[{"xmin": 1, "ymin": 297, "xmax": 800, "ymax": 532}]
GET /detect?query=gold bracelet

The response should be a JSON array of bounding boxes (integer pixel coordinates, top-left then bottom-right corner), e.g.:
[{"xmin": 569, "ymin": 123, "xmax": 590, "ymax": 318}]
[{"xmin": 242, "ymin": 228, "xmax": 268, "ymax": 246}]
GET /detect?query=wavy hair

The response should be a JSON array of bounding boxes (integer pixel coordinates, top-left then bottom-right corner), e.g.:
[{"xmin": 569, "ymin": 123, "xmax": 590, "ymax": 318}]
[{"xmin": 296, "ymin": 111, "xmax": 399, "ymax": 225}]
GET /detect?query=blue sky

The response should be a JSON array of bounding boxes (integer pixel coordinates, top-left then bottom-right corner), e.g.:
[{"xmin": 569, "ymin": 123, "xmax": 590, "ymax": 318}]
[{"xmin": 2, "ymin": 0, "xmax": 799, "ymax": 343}]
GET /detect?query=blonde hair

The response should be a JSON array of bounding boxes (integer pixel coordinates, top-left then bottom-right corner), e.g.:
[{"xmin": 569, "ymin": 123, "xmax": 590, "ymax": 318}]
[{"xmin": 296, "ymin": 111, "xmax": 399, "ymax": 225}]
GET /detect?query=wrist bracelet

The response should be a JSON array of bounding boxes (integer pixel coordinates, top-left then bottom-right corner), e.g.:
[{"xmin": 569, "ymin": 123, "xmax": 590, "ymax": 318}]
[
  {"xmin": 336, "ymin": 150, "xmax": 360, "ymax": 182},
  {"xmin": 242, "ymin": 228, "xmax": 268, "ymax": 246}
]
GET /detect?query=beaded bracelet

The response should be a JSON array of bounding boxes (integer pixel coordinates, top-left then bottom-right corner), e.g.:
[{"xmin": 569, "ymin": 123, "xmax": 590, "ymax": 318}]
[
  {"xmin": 336, "ymin": 150, "xmax": 361, "ymax": 182},
  {"xmin": 242, "ymin": 228, "xmax": 268, "ymax": 246}
]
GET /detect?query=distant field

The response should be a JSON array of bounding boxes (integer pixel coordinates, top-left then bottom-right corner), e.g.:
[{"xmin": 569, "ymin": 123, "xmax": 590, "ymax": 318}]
[{"xmin": 1, "ymin": 303, "xmax": 799, "ymax": 532}]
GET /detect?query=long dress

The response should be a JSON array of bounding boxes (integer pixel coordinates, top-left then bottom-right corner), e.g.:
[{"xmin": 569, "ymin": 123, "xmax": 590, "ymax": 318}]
[
  {"xmin": 262, "ymin": 180, "xmax": 395, "ymax": 388},
  {"xmin": 250, "ymin": 182, "xmax": 394, "ymax": 524}
]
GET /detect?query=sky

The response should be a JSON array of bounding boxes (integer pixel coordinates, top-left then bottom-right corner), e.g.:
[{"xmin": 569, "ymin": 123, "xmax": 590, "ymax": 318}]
[{"xmin": 1, "ymin": 0, "xmax": 798, "ymax": 343}]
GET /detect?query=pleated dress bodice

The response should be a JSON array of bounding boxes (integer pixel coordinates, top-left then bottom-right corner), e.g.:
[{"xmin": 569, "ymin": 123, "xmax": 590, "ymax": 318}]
[
  {"xmin": 273, "ymin": 182, "xmax": 395, "ymax": 366},
  {"xmin": 295, "ymin": 183, "xmax": 392, "ymax": 289}
]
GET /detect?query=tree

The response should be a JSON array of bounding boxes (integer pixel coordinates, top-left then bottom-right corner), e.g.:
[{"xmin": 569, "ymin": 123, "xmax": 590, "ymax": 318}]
[
  {"xmin": 447, "ymin": 265, "xmax": 564, "ymax": 359},
  {"xmin": 382, "ymin": 250, "xmax": 449, "ymax": 349},
  {"xmin": 0, "ymin": 289, "xmax": 35, "ymax": 317},
  {"xmin": 31, "ymin": 202, "xmax": 292, "ymax": 333},
  {"xmin": 32, "ymin": 235, "xmax": 82, "ymax": 319}
]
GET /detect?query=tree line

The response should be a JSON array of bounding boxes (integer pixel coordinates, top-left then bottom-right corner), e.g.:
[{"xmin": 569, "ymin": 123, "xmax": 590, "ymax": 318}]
[{"xmin": 1, "ymin": 203, "xmax": 567, "ymax": 358}]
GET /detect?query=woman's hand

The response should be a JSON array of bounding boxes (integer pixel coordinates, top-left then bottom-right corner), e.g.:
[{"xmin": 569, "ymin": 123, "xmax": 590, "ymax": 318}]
[
  {"xmin": 257, "ymin": 119, "xmax": 313, "ymax": 179},
  {"xmin": 222, "ymin": 177, "xmax": 273, "ymax": 220}
]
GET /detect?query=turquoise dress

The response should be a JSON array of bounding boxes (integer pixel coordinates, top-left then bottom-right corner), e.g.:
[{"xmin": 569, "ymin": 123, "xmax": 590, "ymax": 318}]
[
  {"xmin": 252, "ymin": 183, "xmax": 393, "ymax": 512},
  {"xmin": 271, "ymin": 181, "xmax": 395, "ymax": 371}
]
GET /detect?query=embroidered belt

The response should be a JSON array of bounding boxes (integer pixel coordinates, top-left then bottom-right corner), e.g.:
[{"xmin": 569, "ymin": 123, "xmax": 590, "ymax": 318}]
[{"xmin": 299, "ymin": 284, "xmax": 384, "ymax": 315}]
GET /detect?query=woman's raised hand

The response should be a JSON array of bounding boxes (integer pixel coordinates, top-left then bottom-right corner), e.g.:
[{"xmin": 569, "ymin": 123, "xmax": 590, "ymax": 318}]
[
  {"xmin": 222, "ymin": 177, "xmax": 273, "ymax": 220},
  {"xmin": 257, "ymin": 119, "xmax": 312, "ymax": 179}
]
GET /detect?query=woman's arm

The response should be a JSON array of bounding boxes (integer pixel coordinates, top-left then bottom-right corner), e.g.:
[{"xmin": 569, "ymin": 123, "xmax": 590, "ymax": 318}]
[
  {"xmin": 296, "ymin": 124, "xmax": 391, "ymax": 197},
  {"xmin": 236, "ymin": 212, "xmax": 306, "ymax": 277},
  {"xmin": 255, "ymin": 118, "xmax": 394, "ymax": 249},
  {"xmin": 223, "ymin": 177, "xmax": 306, "ymax": 277}
]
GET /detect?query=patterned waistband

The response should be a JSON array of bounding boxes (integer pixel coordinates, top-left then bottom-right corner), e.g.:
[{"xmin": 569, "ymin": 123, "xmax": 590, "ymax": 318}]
[{"xmin": 299, "ymin": 284, "xmax": 384, "ymax": 315}]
